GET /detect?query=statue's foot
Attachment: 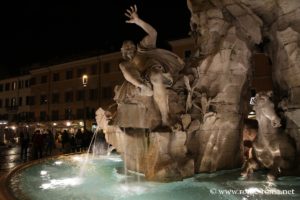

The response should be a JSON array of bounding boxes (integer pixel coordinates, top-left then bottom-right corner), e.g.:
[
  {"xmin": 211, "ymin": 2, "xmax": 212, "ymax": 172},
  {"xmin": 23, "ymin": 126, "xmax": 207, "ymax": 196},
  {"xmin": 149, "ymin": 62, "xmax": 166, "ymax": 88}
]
[
  {"xmin": 240, "ymin": 171, "xmax": 248, "ymax": 178},
  {"xmin": 267, "ymin": 173, "xmax": 276, "ymax": 181},
  {"xmin": 240, "ymin": 170, "xmax": 253, "ymax": 179}
]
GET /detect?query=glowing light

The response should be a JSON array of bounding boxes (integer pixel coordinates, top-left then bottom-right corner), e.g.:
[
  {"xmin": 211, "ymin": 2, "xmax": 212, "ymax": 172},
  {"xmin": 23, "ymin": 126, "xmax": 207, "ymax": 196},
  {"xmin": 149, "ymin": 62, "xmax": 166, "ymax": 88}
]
[
  {"xmin": 108, "ymin": 157, "xmax": 123, "ymax": 162},
  {"xmin": 72, "ymin": 156, "xmax": 84, "ymax": 162},
  {"xmin": 66, "ymin": 121, "xmax": 71, "ymax": 127},
  {"xmin": 79, "ymin": 121, "xmax": 84, "ymax": 126},
  {"xmin": 249, "ymin": 111, "xmax": 255, "ymax": 115},
  {"xmin": 119, "ymin": 184, "xmax": 147, "ymax": 195},
  {"xmin": 53, "ymin": 123, "xmax": 57, "ymax": 126},
  {"xmin": 120, "ymin": 184, "xmax": 130, "ymax": 192},
  {"xmin": 82, "ymin": 74, "xmax": 88, "ymax": 87},
  {"xmin": 40, "ymin": 177, "xmax": 82, "ymax": 190},
  {"xmin": 40, "ymin": 171, "xmax": 47, "ymax": 176},
  {"xmin": 11, "ymin": 126, "xmax": 16, "ymax": 130},
  {"xmin": 54, "ymin": 161, "xmax": 63, "ymax": 165}
]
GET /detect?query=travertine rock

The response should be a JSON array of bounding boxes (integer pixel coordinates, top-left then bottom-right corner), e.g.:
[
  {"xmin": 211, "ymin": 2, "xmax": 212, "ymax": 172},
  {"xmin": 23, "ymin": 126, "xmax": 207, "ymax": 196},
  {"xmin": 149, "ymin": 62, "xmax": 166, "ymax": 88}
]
[{"xmin": 188, "ymin": 0, "xmax": 300, "ymax": 176}]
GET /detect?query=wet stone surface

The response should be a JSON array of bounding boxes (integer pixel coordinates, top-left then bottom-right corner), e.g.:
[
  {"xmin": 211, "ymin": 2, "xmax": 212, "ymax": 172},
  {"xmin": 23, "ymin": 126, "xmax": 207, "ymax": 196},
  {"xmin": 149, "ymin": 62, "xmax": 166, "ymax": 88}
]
[{"xmin": 0, "ymin": 145, "xmax": 62, "ymax": 177}]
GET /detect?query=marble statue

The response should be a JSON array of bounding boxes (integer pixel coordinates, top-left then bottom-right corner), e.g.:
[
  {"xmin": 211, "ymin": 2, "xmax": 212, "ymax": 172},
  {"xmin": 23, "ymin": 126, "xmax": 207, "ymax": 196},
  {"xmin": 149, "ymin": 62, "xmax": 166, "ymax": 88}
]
[
  {"xmin": 241, "ymin": 91, "xmax": 297, "ymax": 181},
  {"xmin": 114, "ymin": 5, "xmax": 184, "ymax": 129}
]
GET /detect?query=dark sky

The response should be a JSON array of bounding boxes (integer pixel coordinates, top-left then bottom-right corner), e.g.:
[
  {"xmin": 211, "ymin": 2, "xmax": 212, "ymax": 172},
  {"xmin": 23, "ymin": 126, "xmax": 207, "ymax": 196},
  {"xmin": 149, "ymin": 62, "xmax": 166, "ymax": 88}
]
[{"xmin": 0, "ymin": 0, "xmax": 191, "ymax": 77}]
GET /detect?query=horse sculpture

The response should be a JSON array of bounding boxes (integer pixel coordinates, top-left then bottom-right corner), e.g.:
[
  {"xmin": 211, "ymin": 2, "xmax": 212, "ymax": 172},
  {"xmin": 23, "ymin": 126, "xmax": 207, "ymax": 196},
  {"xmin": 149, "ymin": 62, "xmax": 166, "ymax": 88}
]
[{"xmin": 241, "ymin": 91, "xmax": 296, "ymax": 181}]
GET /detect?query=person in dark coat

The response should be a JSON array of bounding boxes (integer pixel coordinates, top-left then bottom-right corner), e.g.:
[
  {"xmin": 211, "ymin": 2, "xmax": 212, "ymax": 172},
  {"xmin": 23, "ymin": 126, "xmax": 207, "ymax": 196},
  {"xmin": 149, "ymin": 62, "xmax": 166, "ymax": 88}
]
[{"xmin": 20, "ymin": 131, "xmax": 30, "ymax": 160}]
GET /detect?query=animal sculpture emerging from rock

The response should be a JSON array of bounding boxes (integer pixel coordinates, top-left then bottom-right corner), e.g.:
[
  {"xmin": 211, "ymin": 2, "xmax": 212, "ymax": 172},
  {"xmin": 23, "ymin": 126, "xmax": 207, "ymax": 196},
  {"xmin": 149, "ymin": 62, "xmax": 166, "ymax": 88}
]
[{"xmin": 241, "ymin": 91, "xmax": 296, "ymax": 181}]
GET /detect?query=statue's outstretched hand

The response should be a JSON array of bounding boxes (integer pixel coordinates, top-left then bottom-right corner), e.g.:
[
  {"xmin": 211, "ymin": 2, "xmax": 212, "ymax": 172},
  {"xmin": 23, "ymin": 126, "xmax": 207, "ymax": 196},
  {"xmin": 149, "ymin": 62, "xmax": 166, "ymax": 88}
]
[{"xmin": 125, "ymin": 5, "xmax": 139, "ymax": 24}]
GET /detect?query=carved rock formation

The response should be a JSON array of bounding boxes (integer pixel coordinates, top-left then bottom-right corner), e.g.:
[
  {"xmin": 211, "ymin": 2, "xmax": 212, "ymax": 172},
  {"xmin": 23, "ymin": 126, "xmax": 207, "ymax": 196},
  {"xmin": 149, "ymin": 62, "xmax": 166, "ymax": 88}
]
[
  {"xmin": 187, "ymin": 0, "xmax": 300, "ymax": 174},
  {"xmin": 96, "ymin": 108, "xmax": 194, "ymax": 182}
]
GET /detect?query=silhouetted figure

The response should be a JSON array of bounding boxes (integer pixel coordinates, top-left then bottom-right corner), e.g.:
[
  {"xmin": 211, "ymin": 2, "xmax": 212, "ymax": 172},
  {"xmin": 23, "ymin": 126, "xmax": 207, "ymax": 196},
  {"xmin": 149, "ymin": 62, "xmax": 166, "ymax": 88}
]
[
  {"xmin": 61, "ymin": 130, "xmax": 70, "ymax": 153},
  {"xmin": 32, "ymin": 130, "xmax": 44, "ymax": 159},
  {"xmin": 45, "ymin": 130, "xmax": 55, "ymax": 156},
  {"xmin": 70, "ymin": 134, "xmax": 76, "ymax": 152},
  {"xmin": 75, "ymin": 129, "xmax": 83, "ymax": 152},
  {"xmin": 20, "ymin": 131, "xmax": 30, "ymax": 160},
  {"xmin": 82, "ymin": 129, "xmax": 91, "ymax": 151}
]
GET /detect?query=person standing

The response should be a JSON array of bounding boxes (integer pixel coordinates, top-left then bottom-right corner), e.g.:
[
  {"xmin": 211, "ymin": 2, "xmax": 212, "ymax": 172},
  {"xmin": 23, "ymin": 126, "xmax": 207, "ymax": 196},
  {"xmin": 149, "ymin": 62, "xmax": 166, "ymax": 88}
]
[
  {"xmin": 45, "ymin": 129, "xmax": 55, "ymax": 156},
  {"xmin": 20, "ymin": 131, "xmax": 30, "ymax": 160}
]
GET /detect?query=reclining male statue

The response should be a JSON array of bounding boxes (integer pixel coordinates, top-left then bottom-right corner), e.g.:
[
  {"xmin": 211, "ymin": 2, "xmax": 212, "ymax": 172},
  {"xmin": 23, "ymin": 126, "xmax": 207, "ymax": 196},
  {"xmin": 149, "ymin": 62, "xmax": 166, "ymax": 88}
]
[{"xmin": 114, "ymin": 5, "xmax": 184, "ymax": 129}]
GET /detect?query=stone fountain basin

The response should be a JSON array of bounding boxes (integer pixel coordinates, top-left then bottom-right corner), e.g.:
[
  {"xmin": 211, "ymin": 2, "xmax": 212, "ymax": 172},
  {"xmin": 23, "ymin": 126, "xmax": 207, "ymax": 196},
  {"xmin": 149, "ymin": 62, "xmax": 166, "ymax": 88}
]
[{"xmin": 1, "ymin": 154, "xmax": 299, "ymax": 200}]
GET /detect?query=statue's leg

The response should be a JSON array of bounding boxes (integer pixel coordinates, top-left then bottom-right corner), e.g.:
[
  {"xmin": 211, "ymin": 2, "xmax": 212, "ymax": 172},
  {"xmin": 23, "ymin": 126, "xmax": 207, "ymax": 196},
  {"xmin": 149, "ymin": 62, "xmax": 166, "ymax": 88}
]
[
  {"xmin": 267, "ymin": 167, "xmax": 280, "ymax": 181},
  {"xmin": 241, "ymin": 158, "xmax": 259, "ymax": 177},
  {"xmin": 149, "ymin": 69, "xmax": 170, "ymax": 126},
  {"xmin": 267, "ymin": 156, "xmax": 283, "ymax": 181}
]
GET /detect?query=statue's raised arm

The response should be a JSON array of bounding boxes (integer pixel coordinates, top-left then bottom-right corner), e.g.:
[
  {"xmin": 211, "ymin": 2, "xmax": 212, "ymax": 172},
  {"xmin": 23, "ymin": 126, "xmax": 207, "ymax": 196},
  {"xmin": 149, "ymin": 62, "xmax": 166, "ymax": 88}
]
[{"xmin": 125, "ymin": 5, "xmax": 157, "ymax": 48}]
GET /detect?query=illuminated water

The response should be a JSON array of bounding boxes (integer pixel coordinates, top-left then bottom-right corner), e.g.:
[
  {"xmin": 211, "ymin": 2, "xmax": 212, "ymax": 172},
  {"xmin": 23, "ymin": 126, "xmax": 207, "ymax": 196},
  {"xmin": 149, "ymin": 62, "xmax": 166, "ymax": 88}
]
[{"xmin": 8, "ymin": 154, "xmax": 300, "ymax": 200}]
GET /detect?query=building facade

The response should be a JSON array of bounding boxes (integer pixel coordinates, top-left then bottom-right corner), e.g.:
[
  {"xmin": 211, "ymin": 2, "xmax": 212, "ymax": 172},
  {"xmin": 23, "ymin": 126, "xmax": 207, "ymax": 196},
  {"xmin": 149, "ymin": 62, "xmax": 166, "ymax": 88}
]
[
  {"xmin": 0, "ymin": 52, "xmax": 123, "ymax": 133},
  {"xmin": 28, "ymin": 52, "xmax": 124, "ymax": 132},
  {"xmin": 0, "ymin": 75, "xmax": 31, "ymax": 124}
]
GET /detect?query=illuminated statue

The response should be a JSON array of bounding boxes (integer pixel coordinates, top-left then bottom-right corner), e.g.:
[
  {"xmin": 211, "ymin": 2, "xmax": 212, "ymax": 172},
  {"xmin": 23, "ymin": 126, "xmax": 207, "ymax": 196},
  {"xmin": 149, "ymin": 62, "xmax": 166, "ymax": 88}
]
[
  {"xmin": 241, "ymin": 91, "xmax": 296, "ymax": 180},
  {"xmin": 115, "ymin": 5, "xmax": 184, "ymax": 128}
]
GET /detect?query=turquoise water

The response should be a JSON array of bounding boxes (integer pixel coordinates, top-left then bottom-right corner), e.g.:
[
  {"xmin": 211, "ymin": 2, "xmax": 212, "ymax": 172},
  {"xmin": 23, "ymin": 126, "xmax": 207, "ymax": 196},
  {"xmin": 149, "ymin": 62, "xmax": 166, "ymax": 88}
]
[{"xmin": 9, "ymin": 154, "xmax": 300, "ymax": 200}]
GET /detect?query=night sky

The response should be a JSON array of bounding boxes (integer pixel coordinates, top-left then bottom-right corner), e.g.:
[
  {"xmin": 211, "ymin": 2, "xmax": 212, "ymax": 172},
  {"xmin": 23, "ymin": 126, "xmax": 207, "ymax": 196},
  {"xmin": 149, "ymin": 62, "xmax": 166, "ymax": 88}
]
[{"xmin": 0, "ymin": 0, "xmax": 190, "ymax": 77}]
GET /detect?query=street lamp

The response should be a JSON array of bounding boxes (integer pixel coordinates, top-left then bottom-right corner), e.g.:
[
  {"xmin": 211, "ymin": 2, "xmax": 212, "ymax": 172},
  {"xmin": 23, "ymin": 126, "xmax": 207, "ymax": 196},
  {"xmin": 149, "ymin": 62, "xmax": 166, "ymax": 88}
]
[
  {"xmin": 82, "ymin": 74, "xmax": 88, "ymax": 87},
  {"xmin": 82, "ymin": 74, "xmax": 88, "ymax": 130}
]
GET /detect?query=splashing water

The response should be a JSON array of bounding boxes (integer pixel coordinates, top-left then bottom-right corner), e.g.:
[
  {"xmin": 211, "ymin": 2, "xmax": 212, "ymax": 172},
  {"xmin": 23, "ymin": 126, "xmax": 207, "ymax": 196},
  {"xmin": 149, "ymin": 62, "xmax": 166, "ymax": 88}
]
[{"xmin": 78, "ymin": 129, "xmax": 112, "ymax": 177}]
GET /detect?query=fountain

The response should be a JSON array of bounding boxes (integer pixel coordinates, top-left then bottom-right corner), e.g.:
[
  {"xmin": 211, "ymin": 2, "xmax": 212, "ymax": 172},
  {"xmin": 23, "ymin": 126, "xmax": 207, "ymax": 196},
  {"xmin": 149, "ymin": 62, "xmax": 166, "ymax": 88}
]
[
  {"xmin": 1, "ymin": 0, "xmax": 300, "ymax": 199},
  {"xmin": 95, "ymin": 1, "xmax": 300, "ymax": 182},
  {"xmin": 1, "ymin": 145, "xmax": 299, "ymax": 200}
]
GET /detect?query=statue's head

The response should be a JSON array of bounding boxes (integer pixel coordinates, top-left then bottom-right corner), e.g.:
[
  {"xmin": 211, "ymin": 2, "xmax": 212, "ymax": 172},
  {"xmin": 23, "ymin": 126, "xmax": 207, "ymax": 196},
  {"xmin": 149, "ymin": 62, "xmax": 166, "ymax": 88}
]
[
  {"xmin": 252, "ymin": 91, "xmax": 273, "ymax": 109},
  {"xmin": 121, "ymin": 40, "xmax": 137, "ymax": 60}
]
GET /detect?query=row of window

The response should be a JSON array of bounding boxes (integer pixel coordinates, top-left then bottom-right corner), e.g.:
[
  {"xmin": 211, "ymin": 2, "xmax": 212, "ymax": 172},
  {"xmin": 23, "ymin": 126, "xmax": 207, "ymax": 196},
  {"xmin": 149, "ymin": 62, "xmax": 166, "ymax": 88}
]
[
  {"xmin": 0, "ymin": 108, "xmax": 96, "ymax": 122},
  {"xmin": 0, "ymin": 80, "xmax": 30, "ymax": 92},
  {"xmin": 0, "ymin": 97, "xmax": 25, "ymax": 108},
  {"xmin": 0, "ymin": 62, "xmax": 118, "ymax": 91},
  {"xmin": 31, "ymin": 63, "xmax": 118, "ymax": 85},
  {"xmin": 0, "ymin": 112, "xmax": 35, "ymax": 122},
  {"xmin": 0, "ymin": 87, "xmax": 113, "ymax": 108},
  {"xmin": 40, "ymin": 107, "xmax": 96, "ymax": 121},
  {"xmin": 37, "ymin": 66, "xmax": 96, "ymax": 85}
]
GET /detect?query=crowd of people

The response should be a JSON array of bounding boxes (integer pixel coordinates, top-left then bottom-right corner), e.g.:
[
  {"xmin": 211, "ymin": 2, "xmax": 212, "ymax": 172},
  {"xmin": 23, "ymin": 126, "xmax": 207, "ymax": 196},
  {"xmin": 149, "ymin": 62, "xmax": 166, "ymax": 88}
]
[{"xmin": 19, "ymin": 128, "xmax": 95, "ymax": 160}]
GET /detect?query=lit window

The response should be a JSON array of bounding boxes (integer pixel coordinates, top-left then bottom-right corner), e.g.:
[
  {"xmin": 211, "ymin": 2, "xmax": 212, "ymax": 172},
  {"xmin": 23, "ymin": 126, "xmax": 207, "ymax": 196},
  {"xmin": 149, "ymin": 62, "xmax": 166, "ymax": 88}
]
[
  {"xmin": 40, "ymin": 95, "xmax": 48, "ymax": 105},
  {"xmin": 12, "ymin": 81, "xmax": 17, "ymax": 90}
]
